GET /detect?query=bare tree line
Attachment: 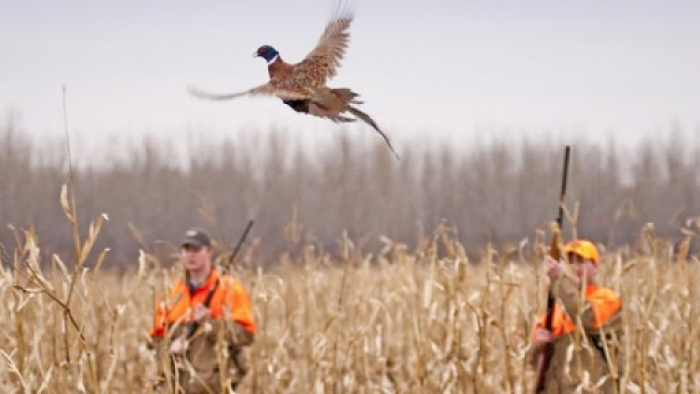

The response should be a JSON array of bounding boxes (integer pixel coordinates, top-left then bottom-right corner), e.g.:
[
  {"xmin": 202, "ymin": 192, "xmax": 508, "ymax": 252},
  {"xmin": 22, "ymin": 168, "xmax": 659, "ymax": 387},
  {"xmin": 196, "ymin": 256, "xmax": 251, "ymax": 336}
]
[{"xmin": 1, "ymin": 116, "xmax": 698, "ymax": 267}]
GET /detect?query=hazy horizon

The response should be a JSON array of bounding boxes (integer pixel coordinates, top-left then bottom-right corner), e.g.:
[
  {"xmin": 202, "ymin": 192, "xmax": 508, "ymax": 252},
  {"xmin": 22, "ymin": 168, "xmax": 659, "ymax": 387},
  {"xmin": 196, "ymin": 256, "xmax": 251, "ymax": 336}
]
[{"xmin": 2, "ymin": 0, "xmax": 699, "ymax": 159}]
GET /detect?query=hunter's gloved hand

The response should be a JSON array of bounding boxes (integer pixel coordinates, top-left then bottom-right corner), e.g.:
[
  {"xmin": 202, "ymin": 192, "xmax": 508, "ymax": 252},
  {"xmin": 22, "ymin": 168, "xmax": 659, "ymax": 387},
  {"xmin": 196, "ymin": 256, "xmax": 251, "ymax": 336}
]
[
  {"xmin": 544, "ymin": 255, "xmax": 564, "ymax": 280},
  {"xmin": 169, "ymin": 337, "xmax": 187, "ymax": 356},
  {"xmin": 193, "ymin": 304, "xmax": 212, "ymax": 323},
  {"xmin": 534, "ymin": 328, "xmax": 554, "ymax": 348}
]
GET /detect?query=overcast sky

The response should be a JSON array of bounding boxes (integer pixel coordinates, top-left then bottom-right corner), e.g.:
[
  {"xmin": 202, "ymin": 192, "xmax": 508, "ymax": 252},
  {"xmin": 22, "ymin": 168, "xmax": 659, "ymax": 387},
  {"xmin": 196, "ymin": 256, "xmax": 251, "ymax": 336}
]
[{"xmin": 2, "ymin": 0, "xmax": 699, "ymax": 159}]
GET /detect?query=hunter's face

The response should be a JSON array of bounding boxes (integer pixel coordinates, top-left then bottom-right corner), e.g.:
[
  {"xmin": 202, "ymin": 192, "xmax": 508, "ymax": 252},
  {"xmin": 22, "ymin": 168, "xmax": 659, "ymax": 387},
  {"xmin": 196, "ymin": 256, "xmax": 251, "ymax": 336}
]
[
  {"xmin": 182, "ymin": 244, "xmax": 212, "ymax": 273},
  {"xmin": 568, "ymin": 253, "xmax": 598, "ymax": 282}
]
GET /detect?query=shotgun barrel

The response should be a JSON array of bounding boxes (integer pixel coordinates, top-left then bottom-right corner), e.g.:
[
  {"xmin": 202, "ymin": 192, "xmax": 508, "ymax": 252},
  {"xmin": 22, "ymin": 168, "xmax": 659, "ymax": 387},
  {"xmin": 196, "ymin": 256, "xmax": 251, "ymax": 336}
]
[{"xmin": 535, "ymin": 145, "xmax": 570, "ymax": 392}]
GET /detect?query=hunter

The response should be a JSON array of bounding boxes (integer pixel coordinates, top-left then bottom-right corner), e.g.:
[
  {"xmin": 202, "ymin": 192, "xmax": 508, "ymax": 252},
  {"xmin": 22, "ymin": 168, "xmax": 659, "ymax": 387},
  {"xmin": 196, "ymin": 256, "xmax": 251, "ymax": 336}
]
[
  {"xmin": 150, "ymin": 228, "xmax": 256, "ymax": 393},
  {"xmin": 532, "ymin": 239, "xmax": 623, "ymax": 393}
]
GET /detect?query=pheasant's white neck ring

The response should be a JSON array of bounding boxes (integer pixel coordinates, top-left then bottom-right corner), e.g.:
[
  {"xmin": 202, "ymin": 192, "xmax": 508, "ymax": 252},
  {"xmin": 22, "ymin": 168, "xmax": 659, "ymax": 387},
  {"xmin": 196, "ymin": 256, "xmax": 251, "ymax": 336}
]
[{"xmin": 268, "ymin": 55, "xmax": 279, "ymax": 65}]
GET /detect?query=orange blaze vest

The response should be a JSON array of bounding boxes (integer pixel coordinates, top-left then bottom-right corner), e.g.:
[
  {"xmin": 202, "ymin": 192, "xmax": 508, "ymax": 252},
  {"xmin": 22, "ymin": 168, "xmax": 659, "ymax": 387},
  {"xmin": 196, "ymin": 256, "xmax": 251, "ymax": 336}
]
[
  {"xmin": 534, "ymin": 284, "xmax": 621, "ymax": 337},
  {"xmin": 150, "ymin": 268, "xmax": 255, "ymax": 338}
]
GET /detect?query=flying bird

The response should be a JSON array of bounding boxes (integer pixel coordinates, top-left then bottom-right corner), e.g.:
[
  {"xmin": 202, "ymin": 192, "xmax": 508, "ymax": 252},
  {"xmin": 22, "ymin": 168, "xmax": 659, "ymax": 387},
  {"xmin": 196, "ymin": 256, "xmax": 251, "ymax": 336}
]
[{"xmin": 188, "ymin": 1, "xmax": 399, "ymax": 159}]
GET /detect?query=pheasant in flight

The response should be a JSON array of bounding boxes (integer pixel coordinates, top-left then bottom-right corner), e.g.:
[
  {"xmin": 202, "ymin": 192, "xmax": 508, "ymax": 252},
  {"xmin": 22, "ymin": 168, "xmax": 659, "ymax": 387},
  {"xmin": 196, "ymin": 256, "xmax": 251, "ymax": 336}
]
[{"xmin": 188, "ymin": 1, "xmax": 399, "ymax": 159}]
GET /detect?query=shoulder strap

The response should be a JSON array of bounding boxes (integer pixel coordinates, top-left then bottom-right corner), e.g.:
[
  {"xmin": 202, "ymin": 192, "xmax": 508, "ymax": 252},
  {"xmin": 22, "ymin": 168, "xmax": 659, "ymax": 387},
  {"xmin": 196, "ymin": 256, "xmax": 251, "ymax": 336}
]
[{"xmin": 185, "ymin": 278, "xmax": 220, "ymax": 339}]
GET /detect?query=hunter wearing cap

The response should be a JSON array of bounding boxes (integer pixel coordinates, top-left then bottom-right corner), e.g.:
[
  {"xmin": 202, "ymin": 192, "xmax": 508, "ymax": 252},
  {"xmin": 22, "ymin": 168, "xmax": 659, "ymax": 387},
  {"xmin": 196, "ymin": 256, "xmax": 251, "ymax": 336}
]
[
  {"xmin": 150, "ymin": 228, "xmax": 256, "ymax": 393},
  {"xmin": 532, "ymin": 239, "xmax": 623, "ymax": 393}
]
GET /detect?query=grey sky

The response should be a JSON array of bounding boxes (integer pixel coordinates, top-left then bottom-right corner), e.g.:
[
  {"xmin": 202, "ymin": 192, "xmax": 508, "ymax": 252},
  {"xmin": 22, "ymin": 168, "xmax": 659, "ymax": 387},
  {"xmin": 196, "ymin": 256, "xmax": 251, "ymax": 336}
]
[{"xmin": 2, "ymin": 0, "xmax": 699, "ymax": 158}]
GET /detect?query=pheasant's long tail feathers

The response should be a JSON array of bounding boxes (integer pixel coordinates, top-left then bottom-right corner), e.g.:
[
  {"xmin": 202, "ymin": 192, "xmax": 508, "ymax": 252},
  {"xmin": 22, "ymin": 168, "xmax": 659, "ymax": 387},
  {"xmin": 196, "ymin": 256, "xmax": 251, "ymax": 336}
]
[
  {"xmin": 347, "ymin": 106, "xmax": 400, "ymax": 160},
  {"xmin": 335, "ymin": 115, "xmax": 356, "ymax": 123}
]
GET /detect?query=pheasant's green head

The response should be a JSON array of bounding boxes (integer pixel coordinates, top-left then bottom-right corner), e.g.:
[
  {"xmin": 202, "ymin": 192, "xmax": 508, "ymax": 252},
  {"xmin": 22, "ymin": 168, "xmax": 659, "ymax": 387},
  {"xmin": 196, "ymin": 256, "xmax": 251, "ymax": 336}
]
[{"xmin": 255, "ymin": 45, "xmax": 279, "ymax": 62}]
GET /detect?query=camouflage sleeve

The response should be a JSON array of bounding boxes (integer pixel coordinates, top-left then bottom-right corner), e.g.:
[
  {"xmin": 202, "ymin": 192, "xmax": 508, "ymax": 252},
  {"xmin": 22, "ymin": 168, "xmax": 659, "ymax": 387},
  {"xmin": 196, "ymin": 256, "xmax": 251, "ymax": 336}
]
[
  {"xmin": 204, "ymin": 319, "xmax": 254, "ymax": 347},
  {"xmin": 590, "ymin": 307, "xmax": 624, "ymax": 376},
  {"xmin": 227, "ymin": 320, "xmax": 255, "ymax": 347},
  {"xmin": 551, "ymin": 268, "xmax": 597, "ymax": 331},
  {"xmin": 553, "ymin": 273, "xmax": 623, "ymax": 335}
]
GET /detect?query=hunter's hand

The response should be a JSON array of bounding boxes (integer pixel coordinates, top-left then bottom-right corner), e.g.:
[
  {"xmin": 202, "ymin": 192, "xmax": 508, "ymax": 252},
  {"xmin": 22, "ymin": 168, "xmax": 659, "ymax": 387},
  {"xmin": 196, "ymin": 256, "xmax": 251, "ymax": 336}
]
[
  {"xmin": 534, "ymin": 328, "xmax": 554, "ymax": 348},
  {"xmin": 544, "ymin": 255, "xmax": 564, "ymax": 280},
  {"xmin": 169, "ymin": 337, "xmax": 187, "ymax": 356},
  {"xmin": 193, "ymin": 304, "xmax": 212, "ymax": 323}
]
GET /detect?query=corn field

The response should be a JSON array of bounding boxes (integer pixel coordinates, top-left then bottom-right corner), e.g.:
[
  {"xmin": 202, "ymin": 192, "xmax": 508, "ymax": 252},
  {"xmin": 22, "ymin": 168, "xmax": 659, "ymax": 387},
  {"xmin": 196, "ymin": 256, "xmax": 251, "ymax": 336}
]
[
  {"xmin": 1, "ymin": 181, "xmax": 699, "ymax": 393},
  {"xmin": 2, "ymin": 116, "xmax": 700, "ymax": 392}
]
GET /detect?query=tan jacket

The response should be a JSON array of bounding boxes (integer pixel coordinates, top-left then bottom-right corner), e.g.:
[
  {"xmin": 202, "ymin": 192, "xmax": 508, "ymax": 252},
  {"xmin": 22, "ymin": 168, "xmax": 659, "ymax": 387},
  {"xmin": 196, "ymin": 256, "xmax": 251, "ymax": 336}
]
[
  {"xmin": 153, "ymin": 320, "xmax": 253, "ymax": 393},
  {"xmin": 532, "ymin": 270, "xmax": 623, "ymax": 393}
]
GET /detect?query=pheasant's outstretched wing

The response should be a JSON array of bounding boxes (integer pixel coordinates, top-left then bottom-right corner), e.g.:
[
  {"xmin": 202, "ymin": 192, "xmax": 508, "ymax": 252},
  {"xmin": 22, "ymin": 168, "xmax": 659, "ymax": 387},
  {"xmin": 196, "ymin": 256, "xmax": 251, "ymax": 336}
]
[
  {"xmin": 187, "ymin": 83, "xmax": 312, "ymax": 101},
  {"xmin": 298, "ymin": 1, "xmax": 354, "ymax": 85}
]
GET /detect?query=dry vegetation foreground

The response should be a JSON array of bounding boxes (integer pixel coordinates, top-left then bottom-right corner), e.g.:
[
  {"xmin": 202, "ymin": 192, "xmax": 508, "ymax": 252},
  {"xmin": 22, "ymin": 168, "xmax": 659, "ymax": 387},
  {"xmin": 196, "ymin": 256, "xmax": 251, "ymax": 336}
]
[{"xmin": 2, "ymin": 215, "xmax": 700, "ymax": 394}]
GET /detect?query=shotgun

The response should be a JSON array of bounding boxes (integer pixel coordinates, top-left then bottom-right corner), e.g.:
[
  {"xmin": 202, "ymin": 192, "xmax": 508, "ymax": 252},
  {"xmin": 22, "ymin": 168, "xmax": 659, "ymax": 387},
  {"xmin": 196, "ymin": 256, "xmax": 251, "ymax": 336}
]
[
  {"xmin": 535, "ymin": 146, "xmax": 571, "ymax": 392},
  {"xmin": 185, "ymin": 220, "xmax": 255, "ymax": 339},
  {"xmin": 225, "ymin": 220, "xmax": 255, "ymax": 271}
]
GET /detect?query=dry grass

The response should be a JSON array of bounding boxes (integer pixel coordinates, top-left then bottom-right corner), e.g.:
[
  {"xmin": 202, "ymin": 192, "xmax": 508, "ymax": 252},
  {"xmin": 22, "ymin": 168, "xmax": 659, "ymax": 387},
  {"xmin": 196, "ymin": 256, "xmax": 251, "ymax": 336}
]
[{"xmin": 2, "ymin": 192, "xmax": 700, "ymax": 393}]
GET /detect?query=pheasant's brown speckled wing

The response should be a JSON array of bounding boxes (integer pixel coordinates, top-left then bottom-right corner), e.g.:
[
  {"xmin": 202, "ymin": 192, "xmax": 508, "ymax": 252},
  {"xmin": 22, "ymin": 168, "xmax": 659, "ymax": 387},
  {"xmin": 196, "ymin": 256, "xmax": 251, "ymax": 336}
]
[
  {"xmin": 187, "ymin": 83, "xmax": 312, "ymax": 101},
  {"xmin": 297, "ymin": 2, "xmax": 354, "ymax": 86}
]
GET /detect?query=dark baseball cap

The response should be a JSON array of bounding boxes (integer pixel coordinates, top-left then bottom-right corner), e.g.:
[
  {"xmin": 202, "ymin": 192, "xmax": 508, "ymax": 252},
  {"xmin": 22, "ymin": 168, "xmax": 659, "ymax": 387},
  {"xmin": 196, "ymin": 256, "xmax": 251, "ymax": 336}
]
[{"xmin": 181, "ymin": 228, "xmax": 212, "ymax": 248}]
